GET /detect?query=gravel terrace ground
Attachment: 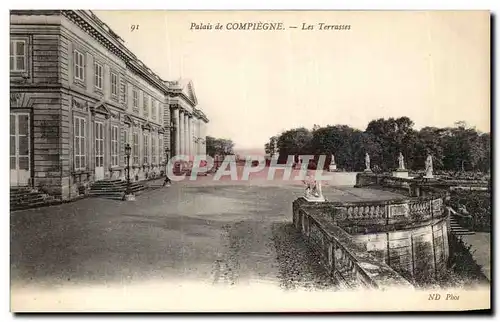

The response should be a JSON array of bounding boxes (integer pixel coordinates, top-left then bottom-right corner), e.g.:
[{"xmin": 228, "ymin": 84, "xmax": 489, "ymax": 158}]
[{"xmin": 11, "ymin": 172, "xmax": 407, "ymax": 295}]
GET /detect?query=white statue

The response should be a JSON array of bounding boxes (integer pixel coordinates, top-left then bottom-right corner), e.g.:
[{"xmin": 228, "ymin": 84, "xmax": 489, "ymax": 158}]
[
  {"xmin": 328, "ymin": 154, "xmax": 337, "ymax": 172},
  {"xmin": 303, "ymin": 172, "xmax": 325, "ymax": 202},
  {"xmin": 365, "ymin": 153, "xmax": 371, "ymax": 171},
  {"xmin": 424, "ymin": 154, "xmax": 433, "ymax": 178},
  {"xmin": 398, "ymin": 152, "xmax": 405, "ymax": 170}
]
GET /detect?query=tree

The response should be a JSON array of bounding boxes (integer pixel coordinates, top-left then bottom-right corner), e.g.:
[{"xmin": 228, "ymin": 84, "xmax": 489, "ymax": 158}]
[
  {"xmin": 206, "ymin": 136, "xmax": 234, "ymax": 157},
  {"xmin": 442, "ymin": 122, "xmax": 488, "ymax": 172},
  {"xmin": 365, "ymin": 117, "xmax": 417, "ymax": 170},
  {"xmin": 265, "ymin": 116, "xmax": 490, "ymax": 173},
  {"xmin": 276, "ymin": 127, "xmax": 313, "ymax": 161},
  {"xmin": 264, "ymin": 136, "xmax": 279, "ymax": 156}
]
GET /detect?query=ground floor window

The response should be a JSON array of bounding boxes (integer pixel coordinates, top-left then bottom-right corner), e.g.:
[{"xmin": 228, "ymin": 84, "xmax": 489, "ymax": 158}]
[
  {"xmin": 133, "ymin": 131, "xmax": 139, "ymax": 164},
  {"xmin": 74, "ymin": 116, "xmax": 86, "ymax": 170},
  {"xmin": 159, "ymin": 136, "xmax": 163, "ymax": 163},
  {"xmin": 143, "ymin": 132, "xmax": 149, "ymax": 164},
  {"xmin": 122, "ymin": 128, "xmax": 129, "ymax": 165},
  {"xmin": 152, "ymin": 135, "xmax": 157, "ymax": 164},
  {"xmin": 111, "ymin": 125, "xmax": 119, "ymax": 166}
]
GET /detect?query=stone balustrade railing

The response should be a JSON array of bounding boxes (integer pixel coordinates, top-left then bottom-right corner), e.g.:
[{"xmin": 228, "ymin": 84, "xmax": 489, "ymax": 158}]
[
  {"xmin": 356, "ymin": 172, "xmax": 490, "ymax": 196},
  {"xmin": 294, "ymin": 194, "xmax": 445, "ymax": 234},
  {"xmin": 292, "ymin": 201, "xmax": 414, "ymax": 290}
]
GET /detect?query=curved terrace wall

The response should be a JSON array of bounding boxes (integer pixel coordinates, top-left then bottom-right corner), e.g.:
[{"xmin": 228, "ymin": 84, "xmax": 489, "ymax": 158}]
[{"xmin": 293, "ymin": 192, "xmax": 448, "ymax": 287}]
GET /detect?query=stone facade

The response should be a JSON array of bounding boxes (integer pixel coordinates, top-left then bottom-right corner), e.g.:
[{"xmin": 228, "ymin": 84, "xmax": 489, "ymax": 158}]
[{"xmin": 10, "ymin": 10, "xmax": 209, "ymax": 200}]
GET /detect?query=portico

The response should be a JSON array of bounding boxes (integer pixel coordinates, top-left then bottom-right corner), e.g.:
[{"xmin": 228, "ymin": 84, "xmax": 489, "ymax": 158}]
[{"xmin": 167, "ymin": 79, "xmax": 209, "ymax": 158}]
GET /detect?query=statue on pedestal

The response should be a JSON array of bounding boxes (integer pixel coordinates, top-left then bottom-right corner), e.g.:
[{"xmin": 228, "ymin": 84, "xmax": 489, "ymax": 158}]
[
  {"xmin": 398, "ymin": 152, "xmax": 405, "ymax": 170},
  {"xmin": 424, "ymin": 154, "xmax": 434, "ymax": 178},
  {"xmin": 329, "ymin": 154, "xmax": 337, "ymax": 171},
  {"xmin": 364, "ymin": 153, "xmax": 371, "ymax": 172},
  {"xmin": 303, "ymin": 172, "xmax": 325, "ymax": 202}
]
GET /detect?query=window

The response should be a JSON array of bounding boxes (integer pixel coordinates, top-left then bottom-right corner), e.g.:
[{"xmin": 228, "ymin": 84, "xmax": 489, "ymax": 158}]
[
  {"xmin": 152, "ymin": 135, "xmax": 157, "ymax": 164},
  {"xmin": 159, "ymin": 136, "xmax": 163, "ymax": 162},
  {"xmin": 74, "ymin": 50, "xmax": 85, "ymax": 81},
  {"xmin": 143, "ymin": 132, "xmax": 149, "ymax": 164},
  {"xmin": 133, "ymin": 131, "xmax": 139, "ymax": 164},
  {"xmin": 74, "ymin": 117, "xmax": 86, "ymax": 170},
  {"xmin": 94, "ymin": 62, "xmax": 103, "ymax": 89},
  {"xmin": 120, "ymin": 80, "xmax": 127, "ymax": 103},
  {"xmin": 133, "ymin": 88, "xmax": 139, "ymax": 109},
  {"xmin": 143, "ymin": 93, "xmax": 149, "ymax": 117},
  {"xmin": 111, "ymin": 125, "xmax": 119, "ymax": 166},
  {"xmin": 158, "ymin": 103, "xmax": 163, "ymax": 124},
  {"xmin": 151, "ymin": 100, "xmax": 157, "ymax": 120},
  {"xmin": 10, "ymin": 39, "xmax": 26, "ymax": 72},
  {"xmin": 122, "ymin": 128, "xmax": 129, "ymax": 165},
  {"xmin": 111, "ymin": 72, "xmax": 118, "ymax": 96}
]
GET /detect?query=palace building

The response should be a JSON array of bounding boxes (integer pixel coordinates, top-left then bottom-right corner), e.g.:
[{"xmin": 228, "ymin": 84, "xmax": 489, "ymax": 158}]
[{"xmin": 10, "ymin": 10, "xmax": 209, "ymax": 200}]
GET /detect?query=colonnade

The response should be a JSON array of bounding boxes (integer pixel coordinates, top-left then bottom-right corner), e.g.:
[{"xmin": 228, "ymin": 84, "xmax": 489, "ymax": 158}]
[{"xmin": 173, "ymin": 108, "xmax": 207, "ymax": 157}]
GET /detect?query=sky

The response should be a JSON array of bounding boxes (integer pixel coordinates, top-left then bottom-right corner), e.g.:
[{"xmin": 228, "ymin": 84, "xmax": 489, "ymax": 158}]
[{"xmin": 94, "ymin": 10, "xmax": 490, "ymax": 151}]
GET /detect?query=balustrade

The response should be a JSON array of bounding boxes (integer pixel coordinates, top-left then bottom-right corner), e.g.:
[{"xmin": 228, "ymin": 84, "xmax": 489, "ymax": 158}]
[{"xmin": 294, "ymin": 207, "xmax": 414, "ymax": 290}]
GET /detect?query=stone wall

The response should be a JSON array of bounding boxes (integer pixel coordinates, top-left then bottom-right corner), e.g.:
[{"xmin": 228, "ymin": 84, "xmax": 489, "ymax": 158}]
[
  {"xmin": 354, "ymin": 219, "xmax": 449, "ymax": 284},
  {"xmin": 293, "ymin": 192, "xmax": 449, "ymax": 288},
  {"xmin": 292, "ymin": 200, "xmax": 414, "ymax": 290}
]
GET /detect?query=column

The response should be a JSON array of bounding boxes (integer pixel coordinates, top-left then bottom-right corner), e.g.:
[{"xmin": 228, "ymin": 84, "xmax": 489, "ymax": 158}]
[
  {"xmin": 201, "ymin": 121, "xmax": 207, "ymax": 155},
  {"xmin": 189, "ymin": 117, "xmax": 193, "ymax": 156},
  {"xmin": 197, "ymin": 119, "xmax": 201, "ymax": 154},
  {"xmin": 178, "ymin": 111, "xmax": 184, "ymax": 155},
  {"xmin": 184, "ymin": 113, "xmax": 189, "ymax": 157},
  {"xmin": 174, "ymin": 108, "xmax": 180, "ymax": 156}
]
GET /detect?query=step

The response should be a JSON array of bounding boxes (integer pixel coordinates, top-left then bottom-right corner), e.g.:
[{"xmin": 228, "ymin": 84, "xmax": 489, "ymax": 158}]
[
  {"xmin": 10, "ymin": 194, "xmax": 45, "ymax": 202},
  {"xmin": 88, "ymin": 191, "xmax": 123, "ymax": 196},
  {"xmin": 11, "ymin": 200, "xmax": 53, "ymax": 211},
  {"xmin": 89, "ymin": 188, "xmax": 126, "ymax": 193},
  {"xmin": 91, "ymin": 184, "xmax": 127, "ymax": 189},
  {"xmin": 10, "ymin": 195, "xmax": 45, "ymax": 204}
]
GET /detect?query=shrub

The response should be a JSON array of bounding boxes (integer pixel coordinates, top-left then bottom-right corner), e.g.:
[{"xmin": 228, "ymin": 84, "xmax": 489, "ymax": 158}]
[{"xmin": 449, "ymin": 190, "xmax": 491, "ymax": 232}]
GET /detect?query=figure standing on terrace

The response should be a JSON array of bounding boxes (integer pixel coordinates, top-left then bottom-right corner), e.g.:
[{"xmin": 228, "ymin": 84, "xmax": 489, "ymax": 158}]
[
  {"xmin": 328, "ymin": 154, "xmax": 337, "ymax": 171},
  {"xmin": 398, "ymin": 152, "xmax": 405, "ymax": 170},
  {"xmin": 364, "ymin": 153, "xmax": 371, "ymax": 172},
  {"xmin": 424, "ymin": 154, "xmax": 434, "ymax": 178}
]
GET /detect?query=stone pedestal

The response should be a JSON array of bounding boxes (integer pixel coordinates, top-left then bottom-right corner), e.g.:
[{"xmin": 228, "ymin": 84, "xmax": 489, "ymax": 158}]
[
  {"xmin": 304, "ymin": 195, "xmax": 326, "ymax": 202},
  {"xmin": 329, "ymin": 163, "xmax": 337, "ymax": 172},
  {"xmin": 364, "ymin": 169, "xmax": 372, "ymax": 173},
  {"xmin": 392, "ymin": 169, "xmax": 409, "ymax": 178},
  {"xmin": 123, "ymin": 193, "xmax": 136, "ymax": 201}
]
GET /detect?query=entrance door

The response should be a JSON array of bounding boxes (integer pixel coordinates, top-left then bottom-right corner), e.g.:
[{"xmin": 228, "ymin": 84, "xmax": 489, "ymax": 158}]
[
  {"xmin": 10, "ymin": 113, "xmax": 30, "ymax": 187},
  {"xmin": 94, "ymin": 122, "xmax": 104, "ymax": 180}
]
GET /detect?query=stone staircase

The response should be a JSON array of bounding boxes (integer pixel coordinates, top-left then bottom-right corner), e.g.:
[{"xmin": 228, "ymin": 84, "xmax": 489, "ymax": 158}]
[
  {"xmin": 10, "ymin": 187, "xmax": 58, "ymax": 211},
  {"xmin": 89, "ymin": 179, "xmax": 147, "ymax": 200},
  {"xmin": 450, "ymin": 215, "xmax": 475, "ymax": 236}
]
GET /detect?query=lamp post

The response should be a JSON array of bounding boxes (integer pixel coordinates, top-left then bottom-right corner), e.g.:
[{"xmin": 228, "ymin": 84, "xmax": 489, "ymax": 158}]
[{"xmin": 123, "ymin": 143, "xmax": 135, "ymax": 201}]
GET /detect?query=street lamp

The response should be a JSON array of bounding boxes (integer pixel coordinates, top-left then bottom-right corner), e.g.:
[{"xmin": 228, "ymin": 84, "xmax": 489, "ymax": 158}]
[{"xmin": 123, "ymin": 143, "xmax": 135, "ymax": 201}]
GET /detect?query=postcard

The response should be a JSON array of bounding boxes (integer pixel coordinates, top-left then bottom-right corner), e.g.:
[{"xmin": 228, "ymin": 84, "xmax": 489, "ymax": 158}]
[{"xmin": 9, "ymin": 10, "xmax": 491, "ymax": 312}]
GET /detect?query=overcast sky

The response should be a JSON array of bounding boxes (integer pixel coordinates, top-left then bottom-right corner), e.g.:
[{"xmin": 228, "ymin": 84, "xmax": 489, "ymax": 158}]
[{"xmin": 95, "ymin": 10, "xmax": 490, "ymax": 150}]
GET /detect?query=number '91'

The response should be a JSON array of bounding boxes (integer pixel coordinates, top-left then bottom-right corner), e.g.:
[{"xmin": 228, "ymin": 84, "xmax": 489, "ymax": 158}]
[{"xmin": 131, "ymin": 25, "xmax": 139, "ymax": 32}]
